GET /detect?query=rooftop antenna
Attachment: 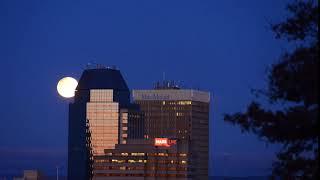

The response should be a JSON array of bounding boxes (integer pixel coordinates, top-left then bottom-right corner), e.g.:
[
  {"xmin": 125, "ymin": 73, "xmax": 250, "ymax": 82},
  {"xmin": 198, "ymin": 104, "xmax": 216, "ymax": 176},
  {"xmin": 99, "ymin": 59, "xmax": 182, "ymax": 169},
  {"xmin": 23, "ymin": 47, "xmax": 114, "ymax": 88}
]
[{"xmin": 86, "ymin": 62, "xmax": 93, "ymax": 69}]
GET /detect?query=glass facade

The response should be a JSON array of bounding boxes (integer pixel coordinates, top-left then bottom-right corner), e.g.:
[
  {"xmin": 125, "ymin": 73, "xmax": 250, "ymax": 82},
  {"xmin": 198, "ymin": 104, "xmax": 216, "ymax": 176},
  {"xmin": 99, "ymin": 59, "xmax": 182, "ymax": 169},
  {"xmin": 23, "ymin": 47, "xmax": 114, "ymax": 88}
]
[
  {"xmin": 87, "ymin": 89, "xmax": 119, "ymax": 155},
  {"xmin": 134, "ymin": 100, "xmax": 193, "ymax": 140},
  {"xmin": 132, "ymin": 89, "xmax": 210, "ymax": 180},
  {"xmin": 119, "ymin": 111, "xmax": 128, "ymax": 144},
  {"xmin": 68, "ymin": 68, "xmax": 142, "ymax": 180}
]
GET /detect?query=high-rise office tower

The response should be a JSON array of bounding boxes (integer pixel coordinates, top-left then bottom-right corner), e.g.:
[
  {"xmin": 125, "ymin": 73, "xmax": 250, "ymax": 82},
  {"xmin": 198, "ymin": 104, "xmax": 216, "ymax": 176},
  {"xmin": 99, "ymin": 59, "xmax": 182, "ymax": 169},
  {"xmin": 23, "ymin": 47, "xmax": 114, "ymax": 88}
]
[
  {"xmin": 132, "ymin": 81, "xmax": 210, "ymax": 180},
  {"xmin": 68, "ymin": 67, "xmax": 143, "ymax": 180}
]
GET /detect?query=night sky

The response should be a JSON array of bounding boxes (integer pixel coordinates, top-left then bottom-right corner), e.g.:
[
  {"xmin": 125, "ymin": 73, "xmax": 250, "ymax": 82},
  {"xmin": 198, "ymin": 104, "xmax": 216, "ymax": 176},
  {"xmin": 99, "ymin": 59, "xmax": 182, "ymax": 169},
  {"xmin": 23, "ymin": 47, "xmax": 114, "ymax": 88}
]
[{"xmin": 1, "ymin": 0, "xmax": 291, "ymax": 177}]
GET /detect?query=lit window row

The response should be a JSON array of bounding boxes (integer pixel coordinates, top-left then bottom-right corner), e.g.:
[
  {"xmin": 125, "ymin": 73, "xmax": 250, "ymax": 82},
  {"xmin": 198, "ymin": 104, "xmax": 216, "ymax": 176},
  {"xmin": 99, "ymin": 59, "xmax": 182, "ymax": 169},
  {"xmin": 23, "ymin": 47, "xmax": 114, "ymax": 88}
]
[
  {"xmin": 95, "ymin": 159, "xmax": 187, "ymax": 164},
  {"xmin": 102, "ymin": 152, "xmax": 187, "ymax": 157},
  {"xmin": 93, "ymin": 173, "xmax": 187, "ymax": 178},
  {"xmin": 94, "ymin": 166, "xmax": 187, "ymax": 171}
]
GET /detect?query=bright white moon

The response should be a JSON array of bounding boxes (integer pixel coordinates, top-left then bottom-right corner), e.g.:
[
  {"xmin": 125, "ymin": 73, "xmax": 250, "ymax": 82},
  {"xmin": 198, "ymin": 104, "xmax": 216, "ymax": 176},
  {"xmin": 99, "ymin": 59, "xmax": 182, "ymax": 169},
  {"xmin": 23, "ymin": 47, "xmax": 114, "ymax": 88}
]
[{"xmin": 57, "ymin": 77, "xmax": 78, "ymax": 98}]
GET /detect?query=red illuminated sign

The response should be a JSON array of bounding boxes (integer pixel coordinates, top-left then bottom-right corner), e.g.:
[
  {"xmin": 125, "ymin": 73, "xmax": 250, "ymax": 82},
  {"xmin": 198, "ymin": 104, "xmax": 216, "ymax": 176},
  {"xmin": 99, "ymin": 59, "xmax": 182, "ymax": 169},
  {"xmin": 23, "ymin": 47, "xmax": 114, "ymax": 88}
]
[
  {"xmin": 155, "ymin": 138, "xmax": 169, "ymax": 147},
  {"xmin": 154, "ymin": 138, "xmax": 177, "ymax": 147}
]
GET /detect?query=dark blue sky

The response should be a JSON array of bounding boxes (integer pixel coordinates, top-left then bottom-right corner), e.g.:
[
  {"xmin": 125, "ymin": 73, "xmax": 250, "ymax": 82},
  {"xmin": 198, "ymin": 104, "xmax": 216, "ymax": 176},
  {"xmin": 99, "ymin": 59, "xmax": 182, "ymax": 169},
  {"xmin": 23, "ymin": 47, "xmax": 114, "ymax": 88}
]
[{"xmin": 1, "ymin": 0, "xmax": 291, "ymax": 176}]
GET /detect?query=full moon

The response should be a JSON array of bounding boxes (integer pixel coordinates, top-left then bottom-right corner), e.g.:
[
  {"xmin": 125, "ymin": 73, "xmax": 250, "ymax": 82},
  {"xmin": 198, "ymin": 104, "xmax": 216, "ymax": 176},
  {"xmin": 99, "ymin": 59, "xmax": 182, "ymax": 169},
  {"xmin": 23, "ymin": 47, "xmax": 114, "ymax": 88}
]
[{"xmin": 57, "ymin": 77, "xmax": 78, "ymax": 98}]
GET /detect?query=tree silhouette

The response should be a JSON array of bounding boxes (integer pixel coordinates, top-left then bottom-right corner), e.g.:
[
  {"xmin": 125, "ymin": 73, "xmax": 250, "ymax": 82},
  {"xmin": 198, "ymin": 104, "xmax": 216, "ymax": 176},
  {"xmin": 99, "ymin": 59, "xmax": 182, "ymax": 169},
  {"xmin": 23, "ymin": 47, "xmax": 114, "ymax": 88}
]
[{"xmin": 224, "ymin": 0, "xmax": 318, "ymax": 178}]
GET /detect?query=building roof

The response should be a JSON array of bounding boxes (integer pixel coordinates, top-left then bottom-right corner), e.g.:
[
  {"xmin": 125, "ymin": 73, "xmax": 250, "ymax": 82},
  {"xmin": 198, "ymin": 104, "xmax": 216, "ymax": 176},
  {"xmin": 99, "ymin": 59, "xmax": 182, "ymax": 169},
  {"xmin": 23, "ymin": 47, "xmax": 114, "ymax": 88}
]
[
  {"xmin": 76, "ymin": 68, "xmax": 129, "ymax": 91},
  {"xmin": 132, "ymin": 89, "xmax": 210, "ymax": 103}
]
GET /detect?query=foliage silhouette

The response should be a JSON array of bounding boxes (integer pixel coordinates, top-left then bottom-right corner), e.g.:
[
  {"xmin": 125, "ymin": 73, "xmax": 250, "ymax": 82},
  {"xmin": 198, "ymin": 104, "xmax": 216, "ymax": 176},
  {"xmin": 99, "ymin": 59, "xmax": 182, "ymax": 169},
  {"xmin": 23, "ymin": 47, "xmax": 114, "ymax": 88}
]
[{"xmin": 224, "ymin": 0, "xmax": 318, "ymax": 178}]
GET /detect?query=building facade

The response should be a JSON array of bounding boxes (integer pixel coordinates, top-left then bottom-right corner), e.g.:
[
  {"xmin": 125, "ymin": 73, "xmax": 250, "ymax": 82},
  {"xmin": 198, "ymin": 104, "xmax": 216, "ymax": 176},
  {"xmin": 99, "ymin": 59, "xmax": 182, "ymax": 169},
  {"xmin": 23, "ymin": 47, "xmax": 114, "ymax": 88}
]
[
  {"xmin": 93, "ymin": 139, "xmax": 189, "ymax": 180},
  {"xmin": 132, "ymin": 85, "xmax": 210, "ymax": 180},
  {"xmin": 68, "ymin": 67, "xmax": 143, "ymax": 180},
  {"xmin": 68, "ymin": 68, "xmax": 210, "ymax": 180},
  {"xmin": 93, "ymin": 85, "xmax": 211, "ymax": 179}
]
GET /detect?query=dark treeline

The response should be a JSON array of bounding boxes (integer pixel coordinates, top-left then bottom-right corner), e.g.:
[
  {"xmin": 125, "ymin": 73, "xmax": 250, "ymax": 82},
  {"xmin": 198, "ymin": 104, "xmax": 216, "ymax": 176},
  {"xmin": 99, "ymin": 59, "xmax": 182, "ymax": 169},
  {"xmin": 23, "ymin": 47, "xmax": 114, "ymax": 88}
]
[{"xmin": 224, "ymin": 0, "xmax": 318, "ymax": 178}]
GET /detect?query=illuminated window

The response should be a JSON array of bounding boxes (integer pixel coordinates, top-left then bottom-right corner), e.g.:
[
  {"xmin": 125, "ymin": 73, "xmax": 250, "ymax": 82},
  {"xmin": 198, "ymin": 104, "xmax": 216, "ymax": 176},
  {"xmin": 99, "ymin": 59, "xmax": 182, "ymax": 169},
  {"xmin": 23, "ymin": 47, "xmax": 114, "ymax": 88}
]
[
  {"xmin": 131, "ymin": 153, "xmax": 145, "ymax": 156},
  {"xmin": 177, "ymin": 101, "xmax": 192, "ymax": 105},
  {"xmin": 176, "ymin": 112, "xmax": 184, "ymax": 116},
  {"xmin": 157, "ymin": 153, "xmax": 168, "ymax": 156},
  {"xmin": 112, "ymin": 159, "xmax": 125, "ymax": 163}
]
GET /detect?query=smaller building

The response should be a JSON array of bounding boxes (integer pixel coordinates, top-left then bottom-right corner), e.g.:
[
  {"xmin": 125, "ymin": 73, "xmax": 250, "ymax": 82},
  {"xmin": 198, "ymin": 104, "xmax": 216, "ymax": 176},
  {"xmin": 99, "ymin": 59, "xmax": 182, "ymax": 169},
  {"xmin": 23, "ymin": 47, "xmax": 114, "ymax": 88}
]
[
  {"xmin": 13, "ymin": 170, "xmax": 44, "ymax": 180},
  {"xmin": 93, "ymin": 139, "xmax": 189, "ymax": 180}
]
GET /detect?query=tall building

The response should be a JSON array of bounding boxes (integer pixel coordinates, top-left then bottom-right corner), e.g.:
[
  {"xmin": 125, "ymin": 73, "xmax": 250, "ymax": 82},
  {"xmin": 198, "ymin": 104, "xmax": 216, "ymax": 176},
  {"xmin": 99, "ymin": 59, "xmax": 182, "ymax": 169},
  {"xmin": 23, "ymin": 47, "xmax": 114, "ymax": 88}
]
[
  {"xmin": 132, "ymin": 82, "xmax": 210, "ymax": 180},
  {"xmin": 92, "ymin": 82, "xmax": 210, "ymax": 179},
  {"xmin": 68, "ymin": 67, "xmax": 210, "ymax": 179},
  {"xmin": 68, "ymin": 67, "xmax": 143, "ymax": 180}
]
